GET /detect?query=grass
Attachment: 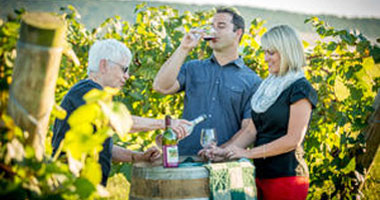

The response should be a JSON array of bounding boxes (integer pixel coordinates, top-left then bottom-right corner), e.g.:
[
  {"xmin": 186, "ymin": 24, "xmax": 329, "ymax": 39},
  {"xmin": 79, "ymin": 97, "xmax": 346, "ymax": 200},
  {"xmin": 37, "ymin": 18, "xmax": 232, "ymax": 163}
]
[{"xmin": 106, "ymin": 173, "xmax": 130, "ymax": 200}]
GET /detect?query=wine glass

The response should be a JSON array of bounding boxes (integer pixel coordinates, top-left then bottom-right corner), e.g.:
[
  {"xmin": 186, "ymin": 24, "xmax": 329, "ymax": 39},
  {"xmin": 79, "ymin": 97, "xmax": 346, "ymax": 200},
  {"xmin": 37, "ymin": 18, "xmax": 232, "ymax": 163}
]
[
  {"xmin": 200, "ymin": 128, "xmax": 218, "ymax": 164},
  {"xmin": 200, "ymin": 128, "xmax": 218, "ymax": 147},
  {"xmin": 193, "ymin": 24, "xmax": 216, "ymax": 41},
  {"xmin": 199, "ymin": 24, "xmax": 216, "ymax": 41}
]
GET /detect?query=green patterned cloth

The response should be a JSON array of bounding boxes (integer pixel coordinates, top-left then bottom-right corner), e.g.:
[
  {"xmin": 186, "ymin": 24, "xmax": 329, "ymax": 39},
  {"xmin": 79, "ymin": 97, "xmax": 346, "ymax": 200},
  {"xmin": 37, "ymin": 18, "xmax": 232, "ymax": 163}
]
[{"xmin": 204, "ymin": 160, "xmax": 257, "ymax": 200}]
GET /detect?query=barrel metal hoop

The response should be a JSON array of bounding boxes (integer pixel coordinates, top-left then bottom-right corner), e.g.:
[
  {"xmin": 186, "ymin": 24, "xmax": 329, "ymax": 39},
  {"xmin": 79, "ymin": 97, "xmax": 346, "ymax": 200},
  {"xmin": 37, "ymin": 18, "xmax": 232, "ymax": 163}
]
[
  {"xmin": 130, "ymin": 197, "xmax": 209, "ymax": 200},
  {"xmin": 132, "ymin": 166, "xmax": 209, "ymax": 180}
]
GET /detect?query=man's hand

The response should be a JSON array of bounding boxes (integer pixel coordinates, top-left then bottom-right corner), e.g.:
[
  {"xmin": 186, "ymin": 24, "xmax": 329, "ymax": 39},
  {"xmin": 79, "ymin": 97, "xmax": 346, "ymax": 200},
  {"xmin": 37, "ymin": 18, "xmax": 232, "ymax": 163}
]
[
  {"xmin": 170, "ymin": 119, "xmax": 191, "ymax": 140},
  {"xmin": 179, "ymin": 29, "xmax": 202, "ymax": 52},
  {"xmin": 133, "ymin": 147, "xmax": 161, "ymax": 162},
  {"xmin": 155, "ymin": 118, "xmax": 190, "ymax": 149},
  {"xmin": 203, "ymin": 145, "xmax": 249, "ymax": 161},
  {"xmin": 198, "ymin": 147, "xmax": 226, "ymax": 162}
]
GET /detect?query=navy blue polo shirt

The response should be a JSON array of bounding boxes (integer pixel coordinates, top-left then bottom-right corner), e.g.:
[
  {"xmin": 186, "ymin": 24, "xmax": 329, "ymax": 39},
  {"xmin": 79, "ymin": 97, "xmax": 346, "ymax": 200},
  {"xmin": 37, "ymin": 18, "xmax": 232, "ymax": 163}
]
[
  {"xmin": 177, "ymin": 55, "xmax": 262, "ymax": 155},
  {"xmin": 52, "ymin": 79, "xmax": 113, "ymax": 186}
]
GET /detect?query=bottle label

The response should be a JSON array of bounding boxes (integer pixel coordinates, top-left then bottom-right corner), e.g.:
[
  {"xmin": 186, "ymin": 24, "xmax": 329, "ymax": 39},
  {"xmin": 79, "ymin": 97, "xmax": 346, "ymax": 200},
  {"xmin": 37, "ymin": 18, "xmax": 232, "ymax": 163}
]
[{"xmin": 163, "ymin": 145, "xmax": 179, "ymax": 167}]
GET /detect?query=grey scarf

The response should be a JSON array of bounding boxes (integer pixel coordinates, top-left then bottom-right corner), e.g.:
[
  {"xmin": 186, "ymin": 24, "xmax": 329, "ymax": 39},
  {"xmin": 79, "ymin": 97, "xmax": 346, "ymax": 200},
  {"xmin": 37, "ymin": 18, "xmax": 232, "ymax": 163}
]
[{"xmin": 251, "ymin": 70, "xmax": 305, "ymax": 113}]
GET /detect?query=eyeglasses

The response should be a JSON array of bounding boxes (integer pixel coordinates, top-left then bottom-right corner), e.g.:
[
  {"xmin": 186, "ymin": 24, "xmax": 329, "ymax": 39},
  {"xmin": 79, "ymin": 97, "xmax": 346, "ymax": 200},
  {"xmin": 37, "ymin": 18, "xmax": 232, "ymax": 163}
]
[{"xmin": 107, "ymin": 59, "xmax": 129, "ymax": 73}]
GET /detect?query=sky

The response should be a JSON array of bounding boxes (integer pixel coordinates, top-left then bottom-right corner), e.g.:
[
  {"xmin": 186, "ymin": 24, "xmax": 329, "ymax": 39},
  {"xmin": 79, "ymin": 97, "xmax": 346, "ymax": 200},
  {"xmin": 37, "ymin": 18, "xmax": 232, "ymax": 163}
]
[{"xmin": 151, "ymin": 0, "xmax": 380, "ymax": 19}]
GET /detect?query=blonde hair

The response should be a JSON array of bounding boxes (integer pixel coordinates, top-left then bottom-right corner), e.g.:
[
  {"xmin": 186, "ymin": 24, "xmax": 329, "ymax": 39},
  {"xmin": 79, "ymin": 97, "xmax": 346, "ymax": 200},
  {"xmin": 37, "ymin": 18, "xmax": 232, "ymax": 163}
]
[{"xmin": 261, "ymin": 25, "xmax": 306, "ymax": 76}]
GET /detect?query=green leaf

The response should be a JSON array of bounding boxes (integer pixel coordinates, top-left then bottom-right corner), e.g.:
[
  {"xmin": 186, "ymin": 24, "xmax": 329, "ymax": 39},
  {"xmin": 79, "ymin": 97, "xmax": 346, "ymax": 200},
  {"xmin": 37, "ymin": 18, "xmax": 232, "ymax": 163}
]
[
  {"xmin": 67, "ymin": 5, "xmax": 76, "ymax": 11},
  {"xmin": 129, "ymin": 91, "xmax": 144, "ymax": 100},
  {"xmin": 341, "ymin": 158, "xmax": 356, "ymax": 174},
  {"xmin": 327, "ymin": 42, "xmax": 337, "ymax": 51},
  {"xmin": 74, "ymin": 177, "xmax": 96, "ymax": 199},
  {"xmin": 355, "ymin": 69, "xmax": 373, "ymax": 94},
  {"xmin": 304, "ymin": 16, "xmax": 318, "ymax": 24},
  {"xmin": 334, "ymin": 76, "xmax": 350, "ymax": 101},
  {"xmin": 317, "ymin": 27, "xmax": 326, "ymax": 36},
  {"xmin": 56, "ymin": 77, "xmax": 69, "ymax": 87},
  {"xmin": 83, "ymin": 87, "xmax": 117, "ymax": 104},
  {"xmin": 136, "ymin": 12, "xmax": 143, "ymax": 23},
  {"xmin": 51, "ymin": 104, "xmax": 67, "ymax": 120},
  {"xmin": 99, "ymin": 101, "xmax": 132, "ymax": 141},
  {"xmin": 81, "ymin": 158, "xmax": 102, "ymax": 185},
  {"xmin": 137, "ymin": 25, "xmax": 146, "ymax": 35},
  {"xmin": 355, "ymin": 57, "xmax": 378, "ymax": 97},
  {"xmin": 64, "ymin": 124, "xmax": 107, "ymax": 160},
  {"xmin": 68, "ymin": 103, "xmax": 101, "ymax": 126},
  {"xmin": 302, "ymin": 40, "xmax": 310, "ymax": 49},
  {"xmin": 362, "ymin": 57, "xmax": 380, "ymax": 79},
  {"xmin": 134, "ymin": 3, "xmax": 147, "ymax": 13}
]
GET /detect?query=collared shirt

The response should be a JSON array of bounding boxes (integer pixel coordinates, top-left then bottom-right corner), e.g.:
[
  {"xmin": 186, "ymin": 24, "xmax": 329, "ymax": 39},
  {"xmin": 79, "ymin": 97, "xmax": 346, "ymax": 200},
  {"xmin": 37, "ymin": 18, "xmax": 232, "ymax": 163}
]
[
  {"xmin": 177, "ymin": 55, "xmax": 262, "ymax": 155},
  {"xmin": 52, "ymin": 79, "xmax": 113, "ymax": 186}
]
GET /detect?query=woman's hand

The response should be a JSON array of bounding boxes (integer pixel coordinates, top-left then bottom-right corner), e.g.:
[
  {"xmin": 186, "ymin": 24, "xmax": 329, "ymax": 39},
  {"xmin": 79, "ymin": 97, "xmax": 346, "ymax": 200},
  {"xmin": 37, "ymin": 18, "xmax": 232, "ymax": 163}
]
[{"xmin": 224, "ymin": 146, "xmax": 250, "ymax": 160}]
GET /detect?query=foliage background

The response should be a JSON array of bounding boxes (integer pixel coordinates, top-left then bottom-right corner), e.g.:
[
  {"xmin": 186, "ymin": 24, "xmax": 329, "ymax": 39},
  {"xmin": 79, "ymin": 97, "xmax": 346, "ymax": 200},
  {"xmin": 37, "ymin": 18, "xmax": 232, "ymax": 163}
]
[{"xmin": 0, "ymin": 3, "xmax": 379, "ymax": 199}]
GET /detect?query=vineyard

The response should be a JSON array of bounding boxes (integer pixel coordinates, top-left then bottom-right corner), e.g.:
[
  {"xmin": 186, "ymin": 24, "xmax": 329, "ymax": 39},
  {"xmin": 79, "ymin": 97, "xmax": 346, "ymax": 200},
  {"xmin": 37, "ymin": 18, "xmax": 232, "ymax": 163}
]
[{"xmin": 0, "ymin": 3, "xmax": 379, "ymax": 199}]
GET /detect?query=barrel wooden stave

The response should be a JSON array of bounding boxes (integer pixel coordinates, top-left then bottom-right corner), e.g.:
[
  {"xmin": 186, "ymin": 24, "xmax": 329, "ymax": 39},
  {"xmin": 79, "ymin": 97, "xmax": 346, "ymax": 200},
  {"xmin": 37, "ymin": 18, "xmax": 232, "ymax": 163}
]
[{"xmin": 130, "ymin": 164, "xmax": 210, "ymax": 200}]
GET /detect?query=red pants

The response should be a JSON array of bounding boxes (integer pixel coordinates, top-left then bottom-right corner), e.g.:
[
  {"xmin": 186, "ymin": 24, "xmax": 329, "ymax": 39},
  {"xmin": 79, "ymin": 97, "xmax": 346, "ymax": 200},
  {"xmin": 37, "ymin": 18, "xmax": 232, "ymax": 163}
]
[{"xmin": 255, "ymin": 176, "xmax": 309, "ymax": 200}]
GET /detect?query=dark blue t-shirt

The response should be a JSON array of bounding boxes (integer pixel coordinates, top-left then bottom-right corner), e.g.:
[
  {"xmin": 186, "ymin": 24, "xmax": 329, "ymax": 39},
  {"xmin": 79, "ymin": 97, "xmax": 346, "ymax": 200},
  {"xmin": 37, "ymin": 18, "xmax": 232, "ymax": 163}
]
[
  {"xmin": 177, "ymin": 55, "xmax": 262, "ymax": 155},
  {"xmin": 52, "ymin": 79, "xmax": 113, "ymax": 186}
]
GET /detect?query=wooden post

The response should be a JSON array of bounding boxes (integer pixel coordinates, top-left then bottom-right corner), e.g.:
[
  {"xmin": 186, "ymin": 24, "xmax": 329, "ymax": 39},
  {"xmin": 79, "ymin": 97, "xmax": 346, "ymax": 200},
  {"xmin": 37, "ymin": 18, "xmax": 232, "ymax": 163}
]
[
  {"xmin": 357, "ymin": 90, "xmax": 380, "ymax": 189},
  {"xmin": 7, "ymin": 12, "xmax": 66, "ymax": 160}
]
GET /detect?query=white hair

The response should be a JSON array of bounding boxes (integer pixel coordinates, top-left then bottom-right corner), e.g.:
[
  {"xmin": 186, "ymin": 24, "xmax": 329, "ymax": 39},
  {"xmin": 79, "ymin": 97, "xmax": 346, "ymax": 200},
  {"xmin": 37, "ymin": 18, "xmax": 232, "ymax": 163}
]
[
  {"xmin": 261, "ymin": 25, "xmax": 306, "ymax": 76},
  {"xmin": 87, "ymin": 39, "xmax": 132, "ymax": 75}
]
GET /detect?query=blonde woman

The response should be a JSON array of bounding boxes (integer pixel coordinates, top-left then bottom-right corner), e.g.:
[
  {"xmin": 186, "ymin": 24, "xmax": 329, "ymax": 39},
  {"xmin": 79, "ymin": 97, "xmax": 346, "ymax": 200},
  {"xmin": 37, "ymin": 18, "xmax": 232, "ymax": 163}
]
[{"xmin": 207, "ymin": 25, "xmax": 317, "ymax": 200}]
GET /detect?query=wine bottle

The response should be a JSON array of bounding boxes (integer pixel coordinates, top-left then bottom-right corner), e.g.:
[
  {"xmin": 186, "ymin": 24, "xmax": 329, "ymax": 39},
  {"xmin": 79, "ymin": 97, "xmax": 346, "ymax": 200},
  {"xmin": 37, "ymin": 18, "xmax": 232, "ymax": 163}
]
[
  {"xmin": 162, "ymin": 115, "xmax": 179, "ymax": 168},
  {"xmin": 185, "ymin": 114, "xmax": 207, "ymax": 137}
]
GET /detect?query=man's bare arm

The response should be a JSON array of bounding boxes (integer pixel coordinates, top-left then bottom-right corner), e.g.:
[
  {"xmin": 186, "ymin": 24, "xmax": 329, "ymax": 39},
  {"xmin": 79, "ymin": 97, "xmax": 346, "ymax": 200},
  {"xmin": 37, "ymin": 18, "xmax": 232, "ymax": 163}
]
[
  {"xmin": 220, "ymin": 118, "xmax": 257, "ymax": 148},
  {"xmin": 153, "ymin": 30, "xmax": 201, "ymax": 94},
  {"xmin": 129, "ymin": 116, "xmax": 165, "ymax": 133},
  {"xmin": 129, "ymin": 116, "xmax": 191, "ymax": 139},
  {"xmin": 111, "ymin": 145, "xmax": 160, "ymax": 163}
]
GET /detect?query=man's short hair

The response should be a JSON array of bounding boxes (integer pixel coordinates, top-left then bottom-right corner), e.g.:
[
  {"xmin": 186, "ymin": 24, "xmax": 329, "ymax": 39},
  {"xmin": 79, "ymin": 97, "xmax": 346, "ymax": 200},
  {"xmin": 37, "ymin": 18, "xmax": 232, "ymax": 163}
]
[
  {"xmin": 87, "ymin": 39, "xmax": 132, "ymax": 75},
  {"xmin": 216, "ymin": 7, "xmax": 245, "ymax": 42}
]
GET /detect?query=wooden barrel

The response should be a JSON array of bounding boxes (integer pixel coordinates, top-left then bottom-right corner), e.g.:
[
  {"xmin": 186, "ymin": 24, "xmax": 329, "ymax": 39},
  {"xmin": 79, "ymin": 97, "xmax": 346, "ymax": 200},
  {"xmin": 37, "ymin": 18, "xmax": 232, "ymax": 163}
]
[{"xmin": 130, "ymin": 162, "xmax": 210, "ymax": 200}]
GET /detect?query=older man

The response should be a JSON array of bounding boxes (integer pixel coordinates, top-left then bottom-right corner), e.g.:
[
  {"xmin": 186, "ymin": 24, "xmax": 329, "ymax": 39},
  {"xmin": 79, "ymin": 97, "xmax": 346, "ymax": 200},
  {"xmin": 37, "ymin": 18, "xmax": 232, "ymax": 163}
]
[{"xmin": 52, "ymin": 39, "xmax": 189, "ymax": 186}]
